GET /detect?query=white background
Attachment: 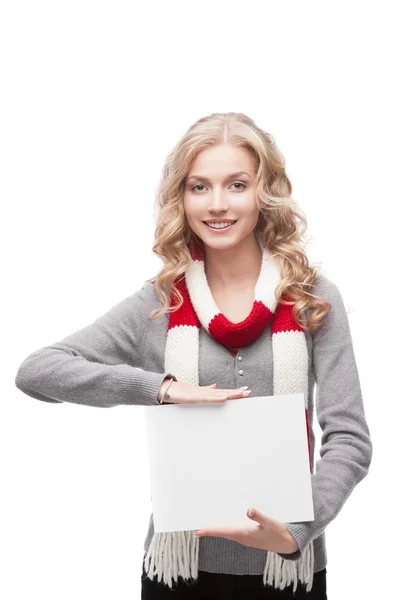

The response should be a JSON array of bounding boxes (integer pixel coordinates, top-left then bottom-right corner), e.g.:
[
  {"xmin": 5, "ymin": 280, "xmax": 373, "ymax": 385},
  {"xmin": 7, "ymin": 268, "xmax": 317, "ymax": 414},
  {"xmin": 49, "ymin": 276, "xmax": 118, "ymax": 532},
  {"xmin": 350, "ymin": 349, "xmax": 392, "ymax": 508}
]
[{"xmin": 2, "ymin": 1, "xmax": 397, "ymax": 598}]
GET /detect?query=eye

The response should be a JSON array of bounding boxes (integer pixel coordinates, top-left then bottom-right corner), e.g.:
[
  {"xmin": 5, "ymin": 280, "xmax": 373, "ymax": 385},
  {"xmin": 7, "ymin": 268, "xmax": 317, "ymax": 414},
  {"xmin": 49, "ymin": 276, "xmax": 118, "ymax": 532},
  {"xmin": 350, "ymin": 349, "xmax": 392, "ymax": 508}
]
[{"xmin": 190, "ymin": 182, "xmax": 246, "ymax": 192}]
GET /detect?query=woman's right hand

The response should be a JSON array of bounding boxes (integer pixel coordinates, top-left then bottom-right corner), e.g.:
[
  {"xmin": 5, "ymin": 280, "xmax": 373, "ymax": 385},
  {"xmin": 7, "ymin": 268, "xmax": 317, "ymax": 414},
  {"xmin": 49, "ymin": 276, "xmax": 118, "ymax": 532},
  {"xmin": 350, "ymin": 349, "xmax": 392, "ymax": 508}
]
[{"xmin": 158, "ymin": 380, "xmax": 252, "ymax": 405}]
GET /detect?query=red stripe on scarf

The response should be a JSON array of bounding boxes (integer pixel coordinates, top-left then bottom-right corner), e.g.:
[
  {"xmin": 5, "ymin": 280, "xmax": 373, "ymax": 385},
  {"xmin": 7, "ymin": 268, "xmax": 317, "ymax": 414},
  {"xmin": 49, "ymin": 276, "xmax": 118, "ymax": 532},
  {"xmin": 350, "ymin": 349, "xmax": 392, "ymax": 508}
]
[
  {"xmin": 168, "ymin": 278, "xmax": 200, "ymax": 330},
  {"xmin": 208, "ymin": 301, "xmax": 273, "ymax": 348},
  {"xmin": 271, "ymin": 295, "xmax": 303, "ymax": 334}
]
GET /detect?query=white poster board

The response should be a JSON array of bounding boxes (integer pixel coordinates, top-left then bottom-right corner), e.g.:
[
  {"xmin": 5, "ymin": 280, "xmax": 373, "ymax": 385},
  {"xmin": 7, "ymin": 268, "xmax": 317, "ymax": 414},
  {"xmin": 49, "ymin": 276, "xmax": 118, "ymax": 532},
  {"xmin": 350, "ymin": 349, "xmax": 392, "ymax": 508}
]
[{"xmin": 144, "ymin": 393, "xmax": 314, "ymax": 533}]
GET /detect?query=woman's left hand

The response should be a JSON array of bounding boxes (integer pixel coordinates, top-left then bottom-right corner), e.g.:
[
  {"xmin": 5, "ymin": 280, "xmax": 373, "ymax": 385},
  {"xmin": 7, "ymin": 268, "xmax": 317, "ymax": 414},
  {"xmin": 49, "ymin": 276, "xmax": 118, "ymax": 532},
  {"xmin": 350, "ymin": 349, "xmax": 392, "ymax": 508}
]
[{"xmin": 195, "ymin": 508, "xmax": 299, "ymax": 554}]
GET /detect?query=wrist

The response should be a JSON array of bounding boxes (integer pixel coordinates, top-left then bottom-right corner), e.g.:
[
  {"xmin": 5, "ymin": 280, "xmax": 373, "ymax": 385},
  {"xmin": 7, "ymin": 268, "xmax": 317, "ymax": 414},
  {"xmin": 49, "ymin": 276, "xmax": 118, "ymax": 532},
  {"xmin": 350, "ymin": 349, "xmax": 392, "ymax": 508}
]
[
  {"xmin": 157, "ymin": 378, "xmax": 169, "ymax": 402},
  {"xmin": 157, "ymin": 375, "xmax": 177, "ymax": 403},
  {"xmin": 282, "ymin": 528, "xmax": 299, "ymax": 553}
]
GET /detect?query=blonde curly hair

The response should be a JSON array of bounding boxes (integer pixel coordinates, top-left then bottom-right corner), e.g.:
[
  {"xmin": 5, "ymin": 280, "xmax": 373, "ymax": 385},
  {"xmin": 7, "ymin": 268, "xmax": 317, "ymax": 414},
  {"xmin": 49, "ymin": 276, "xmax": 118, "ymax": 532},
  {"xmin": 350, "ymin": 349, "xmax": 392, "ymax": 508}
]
[{"xmin": 147, "ymin": 111, "xmax": 330, "ymax": 332}]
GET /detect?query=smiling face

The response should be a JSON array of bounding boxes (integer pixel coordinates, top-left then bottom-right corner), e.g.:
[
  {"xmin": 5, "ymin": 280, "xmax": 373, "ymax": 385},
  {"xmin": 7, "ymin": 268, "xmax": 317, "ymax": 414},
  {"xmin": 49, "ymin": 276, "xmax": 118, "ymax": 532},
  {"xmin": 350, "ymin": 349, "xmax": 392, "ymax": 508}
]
[{"xmin": 183, "ymin": 143, "xmax": 259, "ymax": 253}]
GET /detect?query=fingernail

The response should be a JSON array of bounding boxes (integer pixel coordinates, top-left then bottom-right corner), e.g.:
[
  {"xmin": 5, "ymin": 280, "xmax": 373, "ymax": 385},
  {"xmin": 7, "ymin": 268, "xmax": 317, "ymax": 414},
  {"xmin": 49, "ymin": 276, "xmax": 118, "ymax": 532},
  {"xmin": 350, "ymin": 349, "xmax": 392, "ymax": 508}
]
[{"xmin": 241, "ymin": 386, "xmax": 249, "ymax": 390}]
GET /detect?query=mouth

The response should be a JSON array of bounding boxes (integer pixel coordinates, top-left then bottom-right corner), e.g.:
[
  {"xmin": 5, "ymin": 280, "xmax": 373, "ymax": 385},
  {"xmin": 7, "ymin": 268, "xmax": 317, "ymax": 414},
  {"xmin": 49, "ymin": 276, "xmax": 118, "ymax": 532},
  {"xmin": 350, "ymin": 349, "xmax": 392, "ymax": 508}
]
[{"xmin": 203, "ymin": 220, "xmax": 238, "ymax": 231}]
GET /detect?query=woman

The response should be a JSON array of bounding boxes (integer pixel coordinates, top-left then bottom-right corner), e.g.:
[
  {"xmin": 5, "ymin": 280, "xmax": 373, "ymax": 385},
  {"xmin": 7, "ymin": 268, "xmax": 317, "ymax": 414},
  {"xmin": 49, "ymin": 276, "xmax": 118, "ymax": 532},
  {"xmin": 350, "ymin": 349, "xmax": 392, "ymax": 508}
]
[{"xmin": 15, "ymin": 112, "xmax": 373, "ymax": 599}]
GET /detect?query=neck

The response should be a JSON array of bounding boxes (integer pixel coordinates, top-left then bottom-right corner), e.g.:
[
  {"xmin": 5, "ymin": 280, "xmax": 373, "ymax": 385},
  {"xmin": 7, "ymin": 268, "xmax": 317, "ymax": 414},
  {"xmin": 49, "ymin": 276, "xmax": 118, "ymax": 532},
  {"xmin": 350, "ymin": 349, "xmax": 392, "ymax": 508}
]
[{"xmin": 204, "ymin": 234, "xmax": 263, "ymax": 291}]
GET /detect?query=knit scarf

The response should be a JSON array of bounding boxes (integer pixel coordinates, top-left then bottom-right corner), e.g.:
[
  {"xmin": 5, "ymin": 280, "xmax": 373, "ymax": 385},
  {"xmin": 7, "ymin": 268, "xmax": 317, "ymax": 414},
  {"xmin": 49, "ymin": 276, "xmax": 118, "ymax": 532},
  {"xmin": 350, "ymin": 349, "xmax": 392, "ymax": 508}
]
[{"xmin": 143, "ymin": 240, "xmax": 315, "ymax": 593}]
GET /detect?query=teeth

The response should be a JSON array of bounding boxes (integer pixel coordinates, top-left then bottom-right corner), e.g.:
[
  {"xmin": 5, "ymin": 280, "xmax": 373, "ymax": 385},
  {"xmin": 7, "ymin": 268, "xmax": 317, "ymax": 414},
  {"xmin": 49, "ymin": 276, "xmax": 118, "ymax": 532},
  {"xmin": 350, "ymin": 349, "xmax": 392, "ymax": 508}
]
[{"xmin": 206, "ymin": 222, "xmax": 235, "ymax": 229}]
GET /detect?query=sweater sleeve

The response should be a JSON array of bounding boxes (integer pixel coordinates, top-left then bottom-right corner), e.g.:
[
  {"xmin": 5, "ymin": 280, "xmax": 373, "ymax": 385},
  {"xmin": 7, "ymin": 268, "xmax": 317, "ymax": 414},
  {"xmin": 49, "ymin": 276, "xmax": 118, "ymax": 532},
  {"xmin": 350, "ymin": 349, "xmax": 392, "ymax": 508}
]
[
  {"xmin": 14, "ymin": 283, "xmax": 175, "ymax": 408},
  {"xmin": 277, "ymin": 274, "xmax": 373, "ymax": 561}
]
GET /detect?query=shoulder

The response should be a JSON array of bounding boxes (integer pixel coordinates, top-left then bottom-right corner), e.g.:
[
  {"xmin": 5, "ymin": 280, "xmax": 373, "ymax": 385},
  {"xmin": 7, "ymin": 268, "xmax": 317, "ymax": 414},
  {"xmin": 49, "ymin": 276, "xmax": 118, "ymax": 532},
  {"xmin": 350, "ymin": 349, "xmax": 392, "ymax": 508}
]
[
  {"xmin": 310, "ymin": 271, "xmax": 346, "ymax": 310},
  {"xmin": 95, "ymin": 281, "xmax": 156, "ymax": 327},
  {"xmin": 308, "ymin": 271, "xmax": 351, "ymax": 340},
  {"xmin": 124, "ymin": 280, "xmax": 160, "ymax": 316},
  {"xmin": 300, "ymin": 271, "xmax": 349, "ymax": 335},
  {"xmin": 141, "ymin": 280, "xmax": 162, "ymax": 307},
  {"xmin": 312, "ymin": 270, "xmax": 338, "ymax": 296}
]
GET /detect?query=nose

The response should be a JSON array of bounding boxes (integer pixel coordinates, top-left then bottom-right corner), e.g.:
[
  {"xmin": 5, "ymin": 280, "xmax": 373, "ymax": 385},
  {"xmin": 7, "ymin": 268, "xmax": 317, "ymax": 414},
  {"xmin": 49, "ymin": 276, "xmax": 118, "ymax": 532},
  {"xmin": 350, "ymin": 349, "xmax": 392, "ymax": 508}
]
[{"xmin": 208, "ymin": 188, "xmax": 228, "ymax": 213}]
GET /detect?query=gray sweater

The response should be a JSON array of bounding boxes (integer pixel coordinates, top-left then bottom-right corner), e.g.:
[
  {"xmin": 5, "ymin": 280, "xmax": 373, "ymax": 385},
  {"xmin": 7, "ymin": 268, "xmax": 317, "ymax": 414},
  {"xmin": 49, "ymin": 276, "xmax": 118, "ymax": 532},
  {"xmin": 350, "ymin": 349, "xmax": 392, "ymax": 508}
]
[{"xmin": 14, "ymin": 272, "xmax": 373, "ymax": 575}]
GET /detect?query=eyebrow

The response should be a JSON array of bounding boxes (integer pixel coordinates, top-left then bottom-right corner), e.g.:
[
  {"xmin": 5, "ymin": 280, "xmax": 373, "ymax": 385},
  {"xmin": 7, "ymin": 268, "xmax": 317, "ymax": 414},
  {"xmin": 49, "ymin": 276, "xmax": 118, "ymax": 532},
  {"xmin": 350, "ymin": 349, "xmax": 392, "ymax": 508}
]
[{"xmin": 186, "ymin": 171, "xmax": 252, "ymax": 183}]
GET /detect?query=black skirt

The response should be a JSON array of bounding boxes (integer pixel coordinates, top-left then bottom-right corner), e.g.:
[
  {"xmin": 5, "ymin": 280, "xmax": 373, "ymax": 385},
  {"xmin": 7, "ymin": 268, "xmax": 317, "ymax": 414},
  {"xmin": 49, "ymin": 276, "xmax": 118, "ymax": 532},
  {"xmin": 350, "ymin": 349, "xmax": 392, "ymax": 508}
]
[{"xmin": 141, "ymin": 558, "xmax": 328, "ymax": 599}]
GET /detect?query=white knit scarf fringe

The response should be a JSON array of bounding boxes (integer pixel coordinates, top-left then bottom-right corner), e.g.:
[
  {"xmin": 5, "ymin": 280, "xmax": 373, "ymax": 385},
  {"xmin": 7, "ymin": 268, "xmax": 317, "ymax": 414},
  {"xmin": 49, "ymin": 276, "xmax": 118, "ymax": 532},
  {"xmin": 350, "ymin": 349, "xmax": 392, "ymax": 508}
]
[{"xmin": 144, "ymin": 243, "xmax": 315, "ymax": 593}]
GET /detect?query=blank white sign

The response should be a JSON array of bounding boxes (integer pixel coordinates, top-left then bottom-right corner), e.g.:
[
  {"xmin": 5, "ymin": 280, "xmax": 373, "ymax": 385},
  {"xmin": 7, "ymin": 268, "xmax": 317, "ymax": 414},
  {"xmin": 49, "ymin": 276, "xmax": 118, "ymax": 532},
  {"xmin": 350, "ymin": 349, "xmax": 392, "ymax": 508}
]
[{"xmin": 144, "ymin": 393, "xmax": 314, "ymax": 533}]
